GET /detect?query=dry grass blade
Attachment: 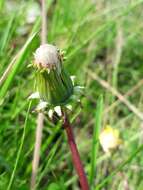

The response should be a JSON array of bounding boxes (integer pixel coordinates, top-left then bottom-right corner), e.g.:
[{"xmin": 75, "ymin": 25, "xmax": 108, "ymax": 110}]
[
  {"xmin": 31, "ymin": 0, "xmax": 47, "ymax": 189},
  {"xmin": 0, "ymin": 54, "xmax": 18, "ymax": 87},
  {"xmin": 88, "ymin": 70, "xmax": 143, "ymax": 121},
  {"xmin": 31, "ymin": 113, "xmax": 44, "ymax": 189},
  {"xmin": 105, "ymin": 78, "xmax": 143, "ymax": 113}
]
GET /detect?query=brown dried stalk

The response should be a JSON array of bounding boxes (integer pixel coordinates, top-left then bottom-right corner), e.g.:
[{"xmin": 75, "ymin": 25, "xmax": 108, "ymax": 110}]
[{"xmin": 30, "ymin": 0, "xmax": 46, "ymax": 189}]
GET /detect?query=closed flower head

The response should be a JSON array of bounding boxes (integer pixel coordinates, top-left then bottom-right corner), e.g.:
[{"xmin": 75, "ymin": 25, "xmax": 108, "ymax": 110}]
[{"xmin": 33, "ymin": 44, "xmax": 73, "ymax": 106}]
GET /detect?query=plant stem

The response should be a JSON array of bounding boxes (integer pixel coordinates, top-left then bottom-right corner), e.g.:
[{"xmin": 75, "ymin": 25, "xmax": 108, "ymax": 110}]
[
  {"xmin": 31, "ymin": 113, "xmax": 44, "ymax": 189},
  {"xmin": 62, "ymin": 112, "xmax": 89, "ymax": 190},
  {"xmin": 31, "ymin": 0, "xmax": 47, "ymax": 189},
  {"xmin": 41, "ymin": 0, "xmax": 47, "ymax": 45}
]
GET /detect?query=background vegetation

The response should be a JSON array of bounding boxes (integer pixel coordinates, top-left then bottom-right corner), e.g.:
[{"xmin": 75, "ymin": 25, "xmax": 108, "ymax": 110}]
[{"xmin": 0, "ymin": 0, "xmax": 143, "ymax": 189}]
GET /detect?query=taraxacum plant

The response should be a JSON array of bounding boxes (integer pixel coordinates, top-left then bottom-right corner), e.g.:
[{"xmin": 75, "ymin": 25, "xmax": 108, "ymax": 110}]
[
  {"xmin": 30, "ymin": 43, "xmax": 89, "ymax": 190},
  {"xmin": 30, "ymin": 44, "xmax": 83, "ymax": 116}
]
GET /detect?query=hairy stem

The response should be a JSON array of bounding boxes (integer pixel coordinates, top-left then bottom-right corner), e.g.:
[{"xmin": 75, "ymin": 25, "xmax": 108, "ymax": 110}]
[{"xmin": 62, "ymin": 112, "xmax": 89, "ymax": 190}]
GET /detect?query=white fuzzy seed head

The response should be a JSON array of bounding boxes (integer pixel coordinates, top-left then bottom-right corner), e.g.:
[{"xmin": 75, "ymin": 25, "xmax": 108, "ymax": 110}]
[{"xmin": 34, "ymin": 44, "xmax": 61, "ymax": 71}]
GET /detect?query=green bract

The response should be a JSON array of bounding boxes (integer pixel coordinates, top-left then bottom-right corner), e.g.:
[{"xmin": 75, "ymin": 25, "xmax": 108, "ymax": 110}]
[{"xmin": 33, "ymin": 44, "xmax": 73, "ymax": 106}]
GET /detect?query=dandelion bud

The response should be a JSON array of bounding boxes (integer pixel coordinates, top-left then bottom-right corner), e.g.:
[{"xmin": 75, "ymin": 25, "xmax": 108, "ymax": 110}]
[{"xmin": 33, "ymin": 44, "xmax": 73, "ymax": 106}]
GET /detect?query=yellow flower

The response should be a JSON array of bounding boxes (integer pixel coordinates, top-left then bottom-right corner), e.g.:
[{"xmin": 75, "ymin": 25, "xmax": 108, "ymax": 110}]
[{"xmin": 99, "ymin": 125, "xmax": 122, "ymax": 153}]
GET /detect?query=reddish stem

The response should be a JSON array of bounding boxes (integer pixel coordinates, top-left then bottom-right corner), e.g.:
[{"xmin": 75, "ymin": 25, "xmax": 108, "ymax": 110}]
[{"xmin": 63, "ymin": 114, "xmax": 89, "ymax": 190}]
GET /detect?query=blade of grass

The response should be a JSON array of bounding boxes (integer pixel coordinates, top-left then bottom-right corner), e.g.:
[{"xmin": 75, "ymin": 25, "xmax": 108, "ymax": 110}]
[
  {"xmin": 0, "ymin": 32, "xmax": 37, "ymax": 104},
  {"xmin": 36, "ymin": 136, "xmax": 63, "ymax": 188},
  {"xmin": 89, "ymin": 95, "xmax": 103, "ymax": 188},
  {"xmin": 7, "ymin": 100, "xmax": 32, "ymax": 190},
  {"xmin": 88, "ymin": 70, "xmax": 143, "ymax": 121},
  {"xmin": 66, "ymin": 0, "xmax": 143, "ymax": 61},
  {"xmin": 0, "ymin": 13, "xmax": 15, "ymax": 54},
  {"xmin": 95, "ymin": 144, "xmax": 143, "ymax": 190},
  {"xmin": 0, "ymin": 0, "xmax": 4, "ymax": 11}
]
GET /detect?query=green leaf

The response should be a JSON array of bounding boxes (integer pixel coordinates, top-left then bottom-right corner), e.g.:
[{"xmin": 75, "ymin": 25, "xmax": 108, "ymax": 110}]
[
  {"xmin": 95, "ymin": 144, "xmax": 143, "ymax": 190},
  {"xmin": 89, "ymin": 95, "xmax": 103, "ymax": 188},
  {"xmin": 7, "ymin": 101, "xmax": 32, "ymax": 190},
  {"xmin": 47, "ymin": 183, "xmax": 61, "ymax": 190},
  {"xmin": 0, "ymin": 32, "xmax": 37, "ymax": 104},
  {"xmin": 0, "ymin": 13, "xmax": 15, "ymax": 54}
]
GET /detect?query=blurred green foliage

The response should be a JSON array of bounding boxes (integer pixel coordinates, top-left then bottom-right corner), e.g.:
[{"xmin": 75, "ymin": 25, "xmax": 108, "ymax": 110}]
[{"xmin": 0, "ymin": 0, "xmax": 143, "ymax": 189}]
